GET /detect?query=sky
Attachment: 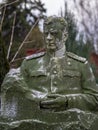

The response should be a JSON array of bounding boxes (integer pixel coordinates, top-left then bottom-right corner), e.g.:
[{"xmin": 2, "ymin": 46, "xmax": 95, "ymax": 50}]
[
  {"xmin": 41, "ymin": 0, "xmax": 65, "ymax": 16},
  {"xmin": 0, "ymin": 0, "xmax": 7, "ymax": 4},
  {"xmin": 40, "ymin": 0, "xmax": 78, "ymax": 22}
]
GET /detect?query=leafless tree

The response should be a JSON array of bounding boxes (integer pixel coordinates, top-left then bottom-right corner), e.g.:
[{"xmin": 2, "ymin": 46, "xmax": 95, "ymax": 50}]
[{"xmin": 65, "ymin": 0, "xmax": 98, "ymax": 53}]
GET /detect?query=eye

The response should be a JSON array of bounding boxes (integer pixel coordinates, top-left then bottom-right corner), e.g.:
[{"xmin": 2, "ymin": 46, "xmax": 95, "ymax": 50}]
[
  {"xmin": 44, "ymin": 31, "xmax": 48, "ymax": 35},
  {"xmin": 51, "ymin": 30, "xmax": 58, "ymax": 35}
]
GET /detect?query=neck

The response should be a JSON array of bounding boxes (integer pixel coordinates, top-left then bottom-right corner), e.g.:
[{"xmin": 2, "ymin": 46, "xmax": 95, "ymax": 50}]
[
  {"xmin": 55, "ymin": 45, "xmax": 66, "ymax": 57},
  {"xmin": 47, "ymin": 45, "xmax": 66, "ymax": 57}
]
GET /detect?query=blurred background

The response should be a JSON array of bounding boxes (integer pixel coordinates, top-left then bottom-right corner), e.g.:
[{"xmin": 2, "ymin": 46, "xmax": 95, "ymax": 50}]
[{"xmin": 0, "ymin": 0, "xmax": 98, "ymax": 86}]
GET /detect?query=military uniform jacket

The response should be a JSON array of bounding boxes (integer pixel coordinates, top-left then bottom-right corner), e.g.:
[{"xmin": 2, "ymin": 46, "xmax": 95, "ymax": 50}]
[{"xmin": 20, "ymin": 52, "xmax": 98, "ymax": 111}]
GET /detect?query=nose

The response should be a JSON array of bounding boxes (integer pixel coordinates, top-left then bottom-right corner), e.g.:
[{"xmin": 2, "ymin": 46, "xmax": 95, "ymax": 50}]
[{"xmin": 47, "ymin": 33, "xmax": 53, "ymax": 41}]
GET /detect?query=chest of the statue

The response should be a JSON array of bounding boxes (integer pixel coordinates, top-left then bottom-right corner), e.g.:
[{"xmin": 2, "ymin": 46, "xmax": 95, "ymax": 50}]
[{"xmin": 26, "ymin": 58, "xmax": 82, "ymax": 94}]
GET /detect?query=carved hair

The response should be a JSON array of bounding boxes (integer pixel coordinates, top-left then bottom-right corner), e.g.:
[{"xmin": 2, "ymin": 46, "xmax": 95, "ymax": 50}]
[{"xmin": 44, "ymin": 15, "xmax": 68, "ymax": 31}]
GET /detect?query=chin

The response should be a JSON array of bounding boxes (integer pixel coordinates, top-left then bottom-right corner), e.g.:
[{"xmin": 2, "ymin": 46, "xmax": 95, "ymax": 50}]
[
  {"xmin": 47, "ymin": 46, "xmax": 56, "ymax": 50},
  {"xmin": 50, "ymin": 47, "xmax": 57, "ymax": 50}
]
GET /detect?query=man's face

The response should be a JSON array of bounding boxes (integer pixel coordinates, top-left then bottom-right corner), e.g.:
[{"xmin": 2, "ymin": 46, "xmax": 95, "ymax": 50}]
[{"xmin": 44, "ymin": 24, "xmax": 63, "ymax": 51}]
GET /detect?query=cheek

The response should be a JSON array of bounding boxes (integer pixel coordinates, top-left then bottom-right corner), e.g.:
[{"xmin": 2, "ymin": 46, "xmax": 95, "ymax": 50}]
[
  {"xmin": 56, "ymin": 32, "xmax": 62, "ymax": 40},
  {"xmin": 55, "ymin": 38, "xmax": 60, "ymax": 43}
]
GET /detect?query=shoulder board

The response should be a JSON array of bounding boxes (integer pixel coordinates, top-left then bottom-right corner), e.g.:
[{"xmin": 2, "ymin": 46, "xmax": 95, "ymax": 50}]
[
  {"xmin": 25, "ymin": 51, "xmax": 45, "ymax": 60},
  {"xmin": 66, "ymin": 52, "xmax": 86, "ymax": 63}
]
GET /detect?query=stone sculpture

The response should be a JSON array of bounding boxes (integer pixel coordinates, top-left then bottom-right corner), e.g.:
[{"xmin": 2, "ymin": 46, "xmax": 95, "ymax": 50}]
[{"xmin": 1, "ymin": 16, "xmax": 98, "ymax": 130}]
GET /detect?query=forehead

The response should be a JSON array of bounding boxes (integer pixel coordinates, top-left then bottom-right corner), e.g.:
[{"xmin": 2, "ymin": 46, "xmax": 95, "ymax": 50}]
[{"xmin": 44, "ymin": 17, "xmax": 67, "ymax": 31}]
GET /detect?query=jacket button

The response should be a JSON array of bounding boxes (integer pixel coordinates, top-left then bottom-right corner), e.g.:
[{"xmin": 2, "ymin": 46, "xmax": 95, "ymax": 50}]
[
  {"xmin": 53, "ymin": 70, "xmax": 57, "ymax": 74},
  {"xmin": 53, "ymin": 81, "xmax": 57, "ymax": 85},
  {"xmin": 67, "ymin": 61, "xmax": 71, "ymax": 65}
]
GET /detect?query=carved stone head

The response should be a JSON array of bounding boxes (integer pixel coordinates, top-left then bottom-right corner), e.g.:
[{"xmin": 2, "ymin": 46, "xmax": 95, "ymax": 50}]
[{"xmin": 44, "ymin": 16, "xmax": 68, "ymax": 52}]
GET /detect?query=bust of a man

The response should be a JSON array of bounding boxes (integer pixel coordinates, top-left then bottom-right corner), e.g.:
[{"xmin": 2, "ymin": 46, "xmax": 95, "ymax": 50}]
[{"xmin": 1, "ymin": 16, "xmax": 98, "ymax": 130}]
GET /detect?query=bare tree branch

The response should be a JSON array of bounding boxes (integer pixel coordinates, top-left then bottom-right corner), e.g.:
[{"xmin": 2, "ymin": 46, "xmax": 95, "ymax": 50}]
[
  {"xmin": 24, "ymin": 40, "xmax": 35, "ymax": 44},
  {"xmin": 0, "ymin": 0, "xmax": 19, "ymax": 10},
  {"xmin": 7, "ymin": 11, "xmax": 16, "ymax": 60},
  {"xmin": 69, "ymin": 0, "xmax": 98, "ymax": 52},
  {"xmin": 10, "ymin": 17, "xmax": 40, "ymax": 63},
  {"xmin": 0, "ymin": 5, "xmax": 6, "ymax": 31}
]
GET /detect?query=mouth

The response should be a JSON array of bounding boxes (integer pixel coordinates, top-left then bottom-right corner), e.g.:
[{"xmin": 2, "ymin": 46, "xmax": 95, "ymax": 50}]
[
  {"xmin": 48, "ymin": 43, "xmax": 56, "ymax": 48},
  {"xmin": 49, "ymin": 43, "xmax": 55, "ymax": 46},
  {"xmin": 46, "ymin": 41, "xmax": 55, "ymax": 46},
  {"xmin": 46, "ymin": 42, "xmax": 56, "ymax": 49},
  {"xmin": 45, "ymin": 39, "xmax": 58, "ymax": 50}
]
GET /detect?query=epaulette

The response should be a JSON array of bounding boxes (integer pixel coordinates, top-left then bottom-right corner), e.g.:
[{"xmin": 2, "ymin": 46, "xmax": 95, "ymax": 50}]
[
  {"xmin": 25, "ymin": 51, "xmax": 45, "ymax": 60},
  {"xmin": 66, "ymin": 52, "xmax": 86, "ymax": 63}
]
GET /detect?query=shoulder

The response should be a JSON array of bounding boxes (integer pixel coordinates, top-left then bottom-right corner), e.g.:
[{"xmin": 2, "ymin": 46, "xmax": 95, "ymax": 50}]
[
  {"xmin": 21, "ymin": 51, "xmax": 45, "ymax": 70},
  {"xmin": 66, "ymin": 52, "xmax": 87, "ymax": 63},
  {"xmin": 25, "ymin": 51, "xmax": 46, "ymax": 60}
]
